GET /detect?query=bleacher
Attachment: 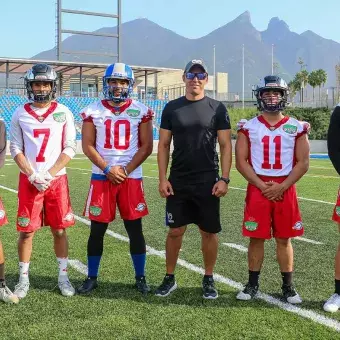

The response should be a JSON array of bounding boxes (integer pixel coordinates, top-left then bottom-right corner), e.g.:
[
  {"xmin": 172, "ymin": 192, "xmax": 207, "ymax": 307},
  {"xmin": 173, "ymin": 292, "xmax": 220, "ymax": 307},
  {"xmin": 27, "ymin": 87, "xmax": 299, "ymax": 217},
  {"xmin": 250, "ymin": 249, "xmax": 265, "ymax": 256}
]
[{"xmin": 0, "ymin": 95, "xmax": 166, "ymax": 140}]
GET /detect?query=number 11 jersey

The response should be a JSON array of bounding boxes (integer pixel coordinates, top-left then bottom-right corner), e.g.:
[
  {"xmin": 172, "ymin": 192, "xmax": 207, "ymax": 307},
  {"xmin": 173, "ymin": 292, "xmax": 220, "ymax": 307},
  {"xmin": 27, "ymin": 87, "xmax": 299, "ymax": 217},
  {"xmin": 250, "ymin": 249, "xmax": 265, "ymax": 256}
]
[{"xmin": 238, "ymin": 115, "xmax": 308, "ymax": 176}]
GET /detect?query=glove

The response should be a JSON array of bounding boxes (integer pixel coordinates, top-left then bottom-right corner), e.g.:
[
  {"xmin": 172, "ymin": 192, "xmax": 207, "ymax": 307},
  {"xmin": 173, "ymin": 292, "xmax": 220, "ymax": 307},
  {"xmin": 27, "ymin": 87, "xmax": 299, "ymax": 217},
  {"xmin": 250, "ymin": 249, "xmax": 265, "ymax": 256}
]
[
  {"xmin": 28, "ymin": 172, "xmax": 50, "ymax": 192},
  {"xmin": 39, "ymin": 170, "xmax": 54, "ymax": 183}
]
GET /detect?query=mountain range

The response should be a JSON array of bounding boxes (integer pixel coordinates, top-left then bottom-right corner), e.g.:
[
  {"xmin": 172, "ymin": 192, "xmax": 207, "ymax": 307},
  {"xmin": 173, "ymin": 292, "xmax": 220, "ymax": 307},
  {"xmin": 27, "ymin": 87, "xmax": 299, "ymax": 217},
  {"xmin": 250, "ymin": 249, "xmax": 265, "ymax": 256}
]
[{"xmin": 32, "ymin": 11, "xmax": 340, "ymax": 93}]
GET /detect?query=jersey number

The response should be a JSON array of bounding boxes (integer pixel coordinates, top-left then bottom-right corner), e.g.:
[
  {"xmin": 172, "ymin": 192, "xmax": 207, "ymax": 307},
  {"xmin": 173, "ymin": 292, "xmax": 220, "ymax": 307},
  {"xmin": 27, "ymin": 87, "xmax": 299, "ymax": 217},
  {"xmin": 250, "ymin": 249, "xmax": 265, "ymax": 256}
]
[
  {"xmin": 33, "ymin": 129, "xmax": 50, "ymax": 162},
  {"xmin": 104, "ymin": 119, "xmax": 130, "ymax": 150},
  {"xmin": 261, "ymin": 135, "xmax": 282, "ymax": 170}
]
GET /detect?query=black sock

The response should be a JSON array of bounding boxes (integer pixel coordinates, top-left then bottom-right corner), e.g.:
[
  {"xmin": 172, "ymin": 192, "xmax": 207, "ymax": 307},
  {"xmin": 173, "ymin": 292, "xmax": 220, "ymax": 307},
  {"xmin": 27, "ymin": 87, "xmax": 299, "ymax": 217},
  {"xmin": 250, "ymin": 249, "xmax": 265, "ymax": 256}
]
[
  {"xmin": 204, "ymin": 275, "xmax": 213, "ymax": 280},
  {"xmin": 166, "ymin": 273, "xmax": 174, "ymax": 279},
  {"xmin": 249, "ymin": 270, "xmax": 260, "ymax": 287},
  {"xmin": 335, "ymin": 279, "xmax": 340, "ymax": 295},
  {"xmin": 0, "ymin": 279, "xmax": 5, "ymax": 288},
  {"xmin": 281, "ymin": 272, "xmax": 293, "ymax": 286}
]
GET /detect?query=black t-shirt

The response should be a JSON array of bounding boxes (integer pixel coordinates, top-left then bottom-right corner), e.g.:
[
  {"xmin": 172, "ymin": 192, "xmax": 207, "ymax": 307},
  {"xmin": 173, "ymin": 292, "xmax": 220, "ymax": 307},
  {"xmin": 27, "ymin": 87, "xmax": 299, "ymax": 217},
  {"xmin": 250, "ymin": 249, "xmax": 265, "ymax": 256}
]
[
  {"xmin": 160, "ymin": 96, "xmax": 231, "ymax": 184},
  {"xmin": 327, "ymin": 105, "xmax": 340, "ymax": 175}
]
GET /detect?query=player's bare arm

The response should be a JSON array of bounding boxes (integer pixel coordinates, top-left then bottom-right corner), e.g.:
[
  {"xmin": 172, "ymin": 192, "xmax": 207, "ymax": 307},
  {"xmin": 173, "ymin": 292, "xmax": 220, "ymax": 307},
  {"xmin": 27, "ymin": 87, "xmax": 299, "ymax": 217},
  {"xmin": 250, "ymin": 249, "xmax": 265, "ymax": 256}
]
[
  {"xmin": 212, "ymin": 129, "xmax": 232, "ymax": 197},
  {"xmin": 157, "ymin": 128, "xmax": 174, "ymax": 197},
  {"xmin": 125, "ymin": 119, "xmax": 153, "ymax": 174},
  {"xmin": 82, "ymin": 120, "xmax": 126, "ymax": 184},
  {"xmin": 236, "ymin": 132, "xmax": 267, "ymax": 191},
  {"xmin": 262, "ymin": 134, "xmax": 309, "ymax": 200}
]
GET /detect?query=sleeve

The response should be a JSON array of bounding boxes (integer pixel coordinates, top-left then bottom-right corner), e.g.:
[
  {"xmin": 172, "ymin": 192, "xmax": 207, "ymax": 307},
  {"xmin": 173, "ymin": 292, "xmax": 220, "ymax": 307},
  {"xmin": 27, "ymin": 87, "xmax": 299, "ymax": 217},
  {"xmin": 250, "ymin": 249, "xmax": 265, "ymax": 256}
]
[
  {"xmin": 160, "ymin": 103, "xmax": 172, "ymax": 131},
  {"xmin": 79, "ymin": 105, "xmax": 93, "ymax": 123},
  {"xmin": 296, "ymin": 120, "xmax": 309, "ymax": 139},
  {"xmin": 327, "ymin": 105, "xmax": 340, "ymax": 175},
  {"xmin": 9, "ymin": 109, "xmax": 24, "ymax": 159},
  {"xmin": 141, "ymin": 108, "xmax": 154, "ymax": 123},
  {"xmin": 62, "ymin": 109, "xmax": 77, "ymax": 159},
  {"xmin": 0, "ymin": 121, "xmax": 6, "ymax": 168},
  {"xmin": 236, "ymin": 118, "xmax": 249, "ymax": 137},
  {"xmin": 215, "ymin": 103, "xmax": 231, "ymax": 130}
]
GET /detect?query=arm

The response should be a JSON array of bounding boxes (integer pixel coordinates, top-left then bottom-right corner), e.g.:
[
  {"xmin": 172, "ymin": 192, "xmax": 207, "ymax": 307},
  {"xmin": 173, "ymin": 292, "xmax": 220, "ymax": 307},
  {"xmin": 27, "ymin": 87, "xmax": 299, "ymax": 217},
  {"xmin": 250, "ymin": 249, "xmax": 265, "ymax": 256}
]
[
  {"xmin": 10, "ymin": 110, "xmax": 34, "ymax": 176},
  {"xmin": 0, "ymin": 121, "xmax": 6, "ymax": 168},
  {"xmin": 235, "ymin": 132, "xmax": 266, "ymax": 191},
  {"xmin": 48, "ymin": 111, "xmax": 77, "ymax": 177},
  {"xmin": 125, "ymin": 120, "xmax": 153, "ymax": 174},
  {"xmin": 157, "ymin": 128, "xmax": 172, "ymax": 182},
  {"xmin": 327, "ymin": 106, "xmax": 340, "ymax": 175},
  {"xmin": 218, "ymin": 129, "xmax": 232, "ymax": 178}
]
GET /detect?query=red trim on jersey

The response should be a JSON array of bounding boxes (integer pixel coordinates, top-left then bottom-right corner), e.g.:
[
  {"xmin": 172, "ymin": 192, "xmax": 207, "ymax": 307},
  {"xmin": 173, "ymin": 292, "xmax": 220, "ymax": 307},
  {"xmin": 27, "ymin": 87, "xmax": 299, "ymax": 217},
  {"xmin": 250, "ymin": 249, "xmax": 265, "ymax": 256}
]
[
  {"xmin": 61, "ymin": 123, "xmax": 66, "ymax": 151},
  {"xmin": 257, "ymin": 115, "xmax": 289, "ymax": 131},
  {"xmin": 293, "ymin": 130, "xmax": 307, "ymax": 166},
  {"xmin": 24, "ymin": 102, "xmax": 58, "ymax": 123},
  {"xmin": 101, "ymin": 99, "xmax": 132, "ymax": 114},
  {"xmin": 141, "ymin": 108, "xmax": 154, "ymax": 123},
  {"xmin": 238, "ymin": 129, "xmax": 252, "ymax": 166}
]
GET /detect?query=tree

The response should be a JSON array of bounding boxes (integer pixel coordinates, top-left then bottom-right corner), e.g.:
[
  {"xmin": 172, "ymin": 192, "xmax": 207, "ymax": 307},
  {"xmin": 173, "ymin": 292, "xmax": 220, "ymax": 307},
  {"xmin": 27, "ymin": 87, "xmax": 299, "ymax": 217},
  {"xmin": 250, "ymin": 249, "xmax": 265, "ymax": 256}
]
[
  {"xmin": 315, "ymin": 69, "xmax": 328, "ymax": 102},
  {"xmin": 294, "ymin": 70, "xmax": 309, "ymax": 103},
  {"xmin": 288, "ymin": 79, "xmax": 300, "ymax": 103},
  {"xmin": 308, "ymin": 70, "xmax": 319, "ymax": 102}
]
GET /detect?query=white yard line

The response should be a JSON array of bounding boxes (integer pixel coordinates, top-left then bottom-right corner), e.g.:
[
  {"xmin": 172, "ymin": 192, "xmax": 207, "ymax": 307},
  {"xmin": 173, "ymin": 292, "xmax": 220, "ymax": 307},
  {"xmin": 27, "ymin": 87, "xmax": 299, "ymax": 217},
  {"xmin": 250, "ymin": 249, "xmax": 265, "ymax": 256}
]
[
  {"xmin": 295, "ymin": 237, "xmax": 323, "ymax": 245},
  {"xmin": 222, "ymin": 243, "xmax": 248, "ymax": 252},
  {"xmin": 0, "ymin": 183, "xmax": 339, "ymax": 332}
]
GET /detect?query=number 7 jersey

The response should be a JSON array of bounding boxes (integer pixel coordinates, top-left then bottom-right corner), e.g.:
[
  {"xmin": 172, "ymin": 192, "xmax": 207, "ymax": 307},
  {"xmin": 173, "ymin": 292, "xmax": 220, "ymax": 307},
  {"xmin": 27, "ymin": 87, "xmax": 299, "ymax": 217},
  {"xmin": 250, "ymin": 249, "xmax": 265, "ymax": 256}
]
[
  {"xmin": 80, "ymin": 99, "xmax": 153, "ymax": 178},
  {"xmin": 238, "ymin": 115, "xmax": 308, "ymax": 176}
]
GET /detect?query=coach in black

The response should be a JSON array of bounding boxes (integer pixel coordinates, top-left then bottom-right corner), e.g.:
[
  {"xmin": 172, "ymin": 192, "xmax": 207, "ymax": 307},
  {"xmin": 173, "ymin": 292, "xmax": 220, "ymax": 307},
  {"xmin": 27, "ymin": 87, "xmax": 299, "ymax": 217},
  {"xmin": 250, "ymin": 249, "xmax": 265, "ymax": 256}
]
[{"xmin": 155, "ymin": 59, "xmax": 232, "ymax": 299}]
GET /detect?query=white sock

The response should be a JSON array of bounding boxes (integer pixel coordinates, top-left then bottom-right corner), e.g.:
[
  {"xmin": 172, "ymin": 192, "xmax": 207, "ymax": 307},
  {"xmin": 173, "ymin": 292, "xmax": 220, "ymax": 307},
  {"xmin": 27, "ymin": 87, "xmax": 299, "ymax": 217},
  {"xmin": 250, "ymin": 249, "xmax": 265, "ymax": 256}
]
[
  {"xmin": 19, "ymin": 262, "xmax": 30, "ymax": 281},
  {"xmin": 57, "ymin": 257, "xmax": 68, "ymax": 278}
]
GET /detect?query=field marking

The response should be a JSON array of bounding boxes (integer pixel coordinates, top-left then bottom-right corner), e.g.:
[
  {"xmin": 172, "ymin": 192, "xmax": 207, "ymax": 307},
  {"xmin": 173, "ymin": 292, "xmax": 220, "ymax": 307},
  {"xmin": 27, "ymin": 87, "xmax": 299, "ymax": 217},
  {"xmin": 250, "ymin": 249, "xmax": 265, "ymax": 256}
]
[
  {"xmin": 222, "ymin": 243, "xmax": 248, "ymax": 252},
  {"xmin": 69, "ymin": 259, "xmax": 88, "ymax": 276},
  {"xmin": 0, "ymin": 183, "xmax": 339, "ymax": 332},
  {"xmin": 295, "ymin": 237, "xmax": 324, "ymax": 245}
]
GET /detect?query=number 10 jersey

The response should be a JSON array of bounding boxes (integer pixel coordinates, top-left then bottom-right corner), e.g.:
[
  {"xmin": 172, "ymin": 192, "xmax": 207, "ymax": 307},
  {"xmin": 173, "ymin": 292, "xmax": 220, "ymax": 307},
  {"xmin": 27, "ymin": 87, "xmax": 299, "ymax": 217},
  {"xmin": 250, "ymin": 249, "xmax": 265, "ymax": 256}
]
[
  {"xmin": 80, "ymin": 99, "xmax": 153, "ymax": 179},
  {"xmin": 238, "ymin": 115, "xmax": 308, "ymax": 176}
]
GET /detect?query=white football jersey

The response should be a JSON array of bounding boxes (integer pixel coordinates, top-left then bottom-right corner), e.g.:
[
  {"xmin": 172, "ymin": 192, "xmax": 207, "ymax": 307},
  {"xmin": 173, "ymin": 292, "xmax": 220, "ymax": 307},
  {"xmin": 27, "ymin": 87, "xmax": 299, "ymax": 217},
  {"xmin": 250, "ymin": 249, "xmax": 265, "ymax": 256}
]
[
  {"xmin": 80, "ymin": 99, "xmax": 153, "ymax": 178},
  {"xmin": 238, "ymin": 116, "xmax": 308, "ymax": 176},
  {"xmin": 10, "ymin": 102, "xmax": 76, "ymax": 176}
]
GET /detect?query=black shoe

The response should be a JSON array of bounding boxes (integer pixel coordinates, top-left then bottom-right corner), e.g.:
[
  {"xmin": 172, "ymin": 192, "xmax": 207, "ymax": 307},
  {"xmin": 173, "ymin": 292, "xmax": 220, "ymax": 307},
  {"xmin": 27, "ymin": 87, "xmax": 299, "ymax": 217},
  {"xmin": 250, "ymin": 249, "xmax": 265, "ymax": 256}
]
[
  {"xmin": 77, "ymin": 277, "xmax": 98, "ymax": 294},
  {"xmin": 236, "ymin": 282, "xmax": 258, "ymax": 300},
  {"xmin": 155, "ymin": 275, "xmax": 177, "ymax": 297},
  {"xmin": 202, "ymin": 277, "xmax": 218, "ymax": 299},
  {"xmin": 135, "ymin": 276, "xmax": 151, "ymax": 295},
  {"xmin": 281, "ymin": 284, "xmax": 302, "ymax": 304}
]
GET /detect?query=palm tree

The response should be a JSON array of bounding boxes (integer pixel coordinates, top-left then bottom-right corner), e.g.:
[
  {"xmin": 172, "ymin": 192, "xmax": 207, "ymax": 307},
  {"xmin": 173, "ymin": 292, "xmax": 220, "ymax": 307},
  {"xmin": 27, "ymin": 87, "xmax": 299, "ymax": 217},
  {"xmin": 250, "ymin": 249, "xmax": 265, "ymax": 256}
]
[
  {"xmin": 308, "ymin": 70, "xmax": 319, "ymax": 103},
  {"xmin": 316, "ymin": 69, "xmax": 328, "ymax": 103}
]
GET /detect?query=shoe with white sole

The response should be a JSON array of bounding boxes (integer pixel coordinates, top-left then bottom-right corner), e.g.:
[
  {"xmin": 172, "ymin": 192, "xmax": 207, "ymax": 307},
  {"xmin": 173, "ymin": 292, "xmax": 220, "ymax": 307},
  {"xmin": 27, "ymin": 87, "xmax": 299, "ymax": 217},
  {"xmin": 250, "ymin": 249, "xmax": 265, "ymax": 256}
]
[
  {"xmin": 323, "ymin": 293, "xmax": 340, "ymax": 313},
  {"xmin": 0, "ymin": 285, "xmax": 19, "ymax": 304},
  {"xmin": 58, "ymin": 277, "xmax": 75, "ymax": 297},
  {"xmin": 282, "ymin": 284, "xmax": 302, "ymax": 304},
  {"xmin": 14, "ymin": 280, "xmax": 30, "ymax": 299}
]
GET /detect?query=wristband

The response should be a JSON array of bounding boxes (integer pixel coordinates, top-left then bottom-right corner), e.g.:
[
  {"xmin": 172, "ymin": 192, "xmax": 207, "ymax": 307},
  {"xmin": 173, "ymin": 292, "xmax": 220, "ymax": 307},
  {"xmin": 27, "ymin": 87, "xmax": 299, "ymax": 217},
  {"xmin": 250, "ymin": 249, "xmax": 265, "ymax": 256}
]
[
  {"xmin": 122, "ymin": 166, "xmax": 128, "ymax": 176},
  {"xmin": 103, "ymin": 165, "xmax": 111, "ymax": 175}
]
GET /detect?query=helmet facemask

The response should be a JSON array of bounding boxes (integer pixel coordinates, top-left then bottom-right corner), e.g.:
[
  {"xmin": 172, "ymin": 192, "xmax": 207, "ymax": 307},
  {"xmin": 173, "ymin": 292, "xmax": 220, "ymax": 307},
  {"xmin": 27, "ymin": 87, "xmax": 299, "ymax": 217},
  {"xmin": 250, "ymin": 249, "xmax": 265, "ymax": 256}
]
[
  {"xmin": 258, "ymin": 89, "xmax": 286, "ymax": 113},
  {"xmin": 26, "ymin": 80, "xmax": 57, "ymax": 103},
  {"xmin": 103, "ymin": 77, "xmax": 133, "ymax": 103}
]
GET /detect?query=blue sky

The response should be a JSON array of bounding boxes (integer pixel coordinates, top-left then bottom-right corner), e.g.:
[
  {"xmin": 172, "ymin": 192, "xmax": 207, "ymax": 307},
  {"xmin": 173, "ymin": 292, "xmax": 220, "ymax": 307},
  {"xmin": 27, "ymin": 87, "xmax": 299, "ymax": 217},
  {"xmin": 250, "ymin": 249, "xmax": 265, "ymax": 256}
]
[{"xmin": 0, "ymin": 0, "xmax": 338, "ymax": 58}]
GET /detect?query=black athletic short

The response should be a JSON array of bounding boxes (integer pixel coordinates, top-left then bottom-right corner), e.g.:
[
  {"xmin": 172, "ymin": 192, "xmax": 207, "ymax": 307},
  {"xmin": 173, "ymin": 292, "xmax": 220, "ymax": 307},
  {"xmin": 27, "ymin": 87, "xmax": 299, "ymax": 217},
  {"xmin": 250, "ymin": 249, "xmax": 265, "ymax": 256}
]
[{"xmin": 165, "ymin": 179, "xmax": 221, "ymax": 234}]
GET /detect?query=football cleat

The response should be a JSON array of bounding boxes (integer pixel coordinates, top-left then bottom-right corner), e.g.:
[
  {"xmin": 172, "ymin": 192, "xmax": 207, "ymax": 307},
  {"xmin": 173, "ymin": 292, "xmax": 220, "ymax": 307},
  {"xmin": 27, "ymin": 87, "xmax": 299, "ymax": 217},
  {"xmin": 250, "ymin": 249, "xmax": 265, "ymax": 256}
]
[
  {"xmin": 0, "ymin": 285, "xmax": 19, "ymax": 304},
  {"xmin": 58, "ymin": 277, "xmax": 75, "ymax": 297},
  {"xmin": 236, "ymin": 282, "xmax": 258, "ymax": 301},
  {"xmin": 77, "ymin": 277, "xmax": 98, "ymax": 294},
  {"xmin": 135, "ymin": 276, "xmax": 151, "ymax": 294},
  {"xmin": 14, "ymin": 280, "xmax": 30, "ymax": 299},
  {"xmin": 282, "ymin": 284, "xmax": 302, "ymax": 304},
  {"xmin": 155, "ymin": 275, "xmax": 177, "ymax": 297},
  {"xmin": 202, "ymin": 277, "xmax": 218, "ymax": 299}
]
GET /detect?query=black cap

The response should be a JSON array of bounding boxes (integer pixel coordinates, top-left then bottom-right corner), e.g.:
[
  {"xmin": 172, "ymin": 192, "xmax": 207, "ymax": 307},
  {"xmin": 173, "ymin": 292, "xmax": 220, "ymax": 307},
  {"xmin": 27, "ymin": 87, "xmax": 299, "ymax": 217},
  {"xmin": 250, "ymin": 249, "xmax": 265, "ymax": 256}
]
[{"xmin": 184, "ymin": 59, "xmax": 208, "ymax": 74}]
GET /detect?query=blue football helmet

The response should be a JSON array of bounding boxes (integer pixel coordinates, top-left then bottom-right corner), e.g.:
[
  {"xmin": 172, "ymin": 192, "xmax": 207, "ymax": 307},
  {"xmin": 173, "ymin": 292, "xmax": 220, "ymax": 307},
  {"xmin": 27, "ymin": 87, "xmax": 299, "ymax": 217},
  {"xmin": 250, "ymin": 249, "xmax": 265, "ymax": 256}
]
[{"xmin": 103, "ymin": 63, "xmax": 135, "ymax": 102}]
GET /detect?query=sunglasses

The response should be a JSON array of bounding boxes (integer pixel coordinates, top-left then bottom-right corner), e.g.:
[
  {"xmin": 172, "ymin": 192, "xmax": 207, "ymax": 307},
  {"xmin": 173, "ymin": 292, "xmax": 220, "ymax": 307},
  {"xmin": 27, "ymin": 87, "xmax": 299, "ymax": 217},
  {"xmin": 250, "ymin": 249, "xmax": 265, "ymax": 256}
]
[{"xmin": 185, "ymin": 72, "xmax": 207, "ymax": 80}]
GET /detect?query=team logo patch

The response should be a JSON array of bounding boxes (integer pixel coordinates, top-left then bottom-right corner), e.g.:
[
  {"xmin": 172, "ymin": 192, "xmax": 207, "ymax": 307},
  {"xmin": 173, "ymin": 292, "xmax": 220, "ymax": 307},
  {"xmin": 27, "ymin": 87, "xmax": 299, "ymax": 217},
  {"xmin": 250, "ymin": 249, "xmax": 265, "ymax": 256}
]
[
  {"xmin": 90, "ymin": 206, "xmax": 102, "ymax": 216},
  {"xmin": 283, "ymin": 124, "xmax": 297, "ymax": 134},
  {"xmin": 0, "ymin": 210, "xmax": 5, "ymax": 219},
  {"xmin": 17, "ymin": 216, "xmax": 30, "ymax": 227},
  {"xmin": 244, "ymin": 221, "xmax": 258, "ymax": 231},
  {"xmin": 53, "ymin": 112, "xmax": 66, "ymax": 123},
  {"xmin": 336, "ymin": 206, "xmax": 340, "ymax": 216},
  {"xmin": 64, "ymin": 213, "xmax": 74, "ymax": 222},
  {"xmin": 135, "ymin": 203, "xmax": 146, "ymax": 212},
  {"xmin": 126, "ymin": 109, "xmax": 140, "ymax": 117},
  {"xmin": 293, "ymin": 221, "xmax": 303, "ymax": 230},
  {"xmin": 167, "ymin": 212, "xmax": 174, "ymax": 224}
]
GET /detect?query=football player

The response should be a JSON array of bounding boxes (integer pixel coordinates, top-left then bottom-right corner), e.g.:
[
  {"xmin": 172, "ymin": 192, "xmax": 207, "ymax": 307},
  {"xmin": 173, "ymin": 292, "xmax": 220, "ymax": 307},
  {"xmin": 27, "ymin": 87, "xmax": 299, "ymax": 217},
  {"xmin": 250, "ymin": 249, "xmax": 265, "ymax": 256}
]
[
  {"xmin": 0, "ymin": 120, "xmax": 19, "ymax": 303},
  {"xmin": 235, "ymin": 75, "xmax": 309, "ymax": 303},
  {"xmin": 78, "ymin": 62, "xmax": 153, "ymax": 295},
  {"xmin": 323, "ymin": 104, "xmax": 340, "ymax": 312},
  {"xmin": 10, "ymin": 63, "xmax": 77, "ymax": 299}
]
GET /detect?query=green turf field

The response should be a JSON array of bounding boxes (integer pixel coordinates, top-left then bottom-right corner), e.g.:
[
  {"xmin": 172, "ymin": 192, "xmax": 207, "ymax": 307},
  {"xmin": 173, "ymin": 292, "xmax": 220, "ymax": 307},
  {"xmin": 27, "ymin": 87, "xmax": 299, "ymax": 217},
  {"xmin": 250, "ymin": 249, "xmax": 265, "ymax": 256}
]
[{"xmin": 0, "ymin": 155, "xmax": 340, "ymax": 339}]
